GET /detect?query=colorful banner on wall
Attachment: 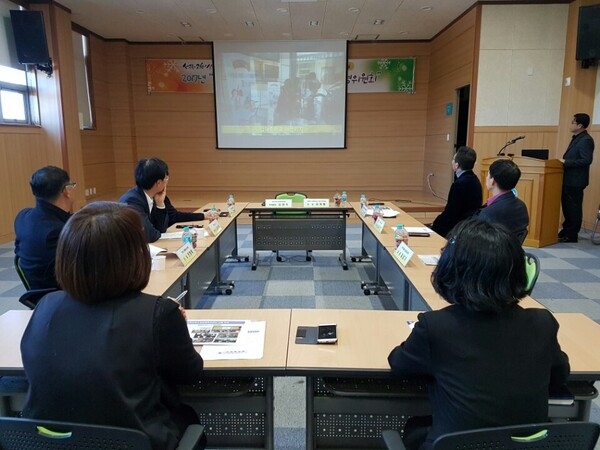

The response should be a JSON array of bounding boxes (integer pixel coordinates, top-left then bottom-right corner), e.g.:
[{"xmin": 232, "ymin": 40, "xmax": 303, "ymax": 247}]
[
  {"xmin": 347, "ymin": 58, "xmax": 415, "ymax": 93},
  {"xmin": 146, "ymin": 59, "xmax": 214, "ymax": 93}
]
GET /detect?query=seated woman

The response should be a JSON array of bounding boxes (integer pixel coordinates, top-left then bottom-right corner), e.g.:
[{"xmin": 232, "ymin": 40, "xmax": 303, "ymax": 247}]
[
  {"xmin": 20, "ymin": 201, "xmax": 204, "ymax": 450},
  {"xmin": 388, "ymin": 218, "xmax": 570, "ymax": 450}
]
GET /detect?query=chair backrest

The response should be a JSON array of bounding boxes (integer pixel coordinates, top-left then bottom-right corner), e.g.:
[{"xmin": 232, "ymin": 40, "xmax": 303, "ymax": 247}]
[
  {"xmin": 432, "ymin": 422, "xmax": 600, "ymax": 450},
  {"xmin": 14, "ymin": 255, "xmax": 31, "ymax": 291},
  {"xmin": 275, "ymin": 192, "xmax": 308, "ymax": 203},
  {"xmin": 19, "ymin": 287, "xmax": 58, "ymax": 309},
  {"xmin": 524, "ymin": 252, "xmax": 540, "ymax": 295},
  {"xmin": 0, "ymin": 417, "xmax": 152, "ymax": 450}
]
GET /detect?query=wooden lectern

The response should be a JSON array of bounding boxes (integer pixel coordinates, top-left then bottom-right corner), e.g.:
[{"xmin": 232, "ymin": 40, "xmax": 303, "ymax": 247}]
[{"xmin": 480, "ymin": 156, "xmax": 563, "ymax": 247}]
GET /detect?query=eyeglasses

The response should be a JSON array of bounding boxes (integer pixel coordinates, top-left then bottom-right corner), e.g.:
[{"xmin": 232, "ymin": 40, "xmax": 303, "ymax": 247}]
[{"xmin": 63, "ymin": 182, "xmax": 77, "ymax": 189}]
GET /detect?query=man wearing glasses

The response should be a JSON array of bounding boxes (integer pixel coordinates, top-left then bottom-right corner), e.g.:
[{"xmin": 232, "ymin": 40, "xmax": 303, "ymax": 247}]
[
  {"xmin": 14, "ymin": 166, "xmax": 76, "ymax": 290},
  {"xmin": 559, "ymin": 113, "xmax": 595, "ymax": 243},
  {"xmin": 119, "ymin": 158, "xmax": 207, "ymax": 242}
]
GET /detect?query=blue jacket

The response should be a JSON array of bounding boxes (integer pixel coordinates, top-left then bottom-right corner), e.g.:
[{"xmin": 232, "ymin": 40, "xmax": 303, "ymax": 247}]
[
  {"xmin": 119, "ymin": 186, "xmax": 169, "ymax": 242},
  {"xmin": 14, "ymin": 199, "xmax": 71, "ymax": 289},
  {"xmin": 477, "ymin": 191, "xmax": 529, "ymax": 243}
]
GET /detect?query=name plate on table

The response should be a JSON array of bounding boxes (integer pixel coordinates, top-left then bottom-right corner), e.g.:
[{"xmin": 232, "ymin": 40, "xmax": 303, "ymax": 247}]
[
  {"xmin": 265, "ymin": 199, "xmax": 292, "ymax": 207},
  {"xmin": 374, "ymin": 216, "xmax": 386, "ymax": 233},
  {"xmin": 360, "ymin": 204, "xmax": 368, "ymax": 217},
  {"xmin": 303, "ymin": 198, "xmax": 330, "ymax": 207},
  {"xmin": 176, "ymin": 243, "xmax": 196, "ymax": 266},
  {"xmin": 227, "ymin": 204, "xmax": 235, "ymax": 216},
  {"xmin": 394, "ymin": 242, "xmax": 414, "ymax": 267},
  {"xmin": 207, "ymin": 219, "xmax": 222, "ymax": 236}
]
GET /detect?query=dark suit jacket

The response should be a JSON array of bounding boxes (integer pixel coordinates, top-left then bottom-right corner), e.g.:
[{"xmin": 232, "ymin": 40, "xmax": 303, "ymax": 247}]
[
  {"xmin": 164, "ymin": 197, "xmax": 205, "ymax": 227},
  {"xmin": 431, "ymin": 170, "xmax": 482, "ymax": 237},
  {"xmin": 119, "ymin": 186, "xmax": 169, "ymax": 242},
  {"xmin": 14, "ymin": 199, "xmax": 71, "ymax": 289},
  {"xmin": 563, "ymin": 130, "xmax": 594, "ymax": 188},
  {"xmin": 388, "ymin": 305, "xmax": 570, "ymax": 450},
  {"xmin": 477, "ymin": 191, "xmax": 529, "ymax": 243},
  {"xmin": 21, "ymin": 291, "xmax": 204, "ymax": 450}
]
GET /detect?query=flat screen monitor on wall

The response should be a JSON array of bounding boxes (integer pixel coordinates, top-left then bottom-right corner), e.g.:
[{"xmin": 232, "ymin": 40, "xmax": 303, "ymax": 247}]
[
  {"xmin": 576, "ymin": 4, "xmax": 600, "ymax": 66},
  {"xmin": 213, "ymin": 40, "xmax": 347, "ymax": 149}
]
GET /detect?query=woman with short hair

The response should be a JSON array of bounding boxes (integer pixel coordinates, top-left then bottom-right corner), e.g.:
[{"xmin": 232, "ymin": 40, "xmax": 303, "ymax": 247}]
[
  {"xmin": 21, "ymin": 201, "xmax": 204, "ymax": 450},
  {"xmin": 388, "ymin": 218, "xmax": 570, "ymax": 450}
]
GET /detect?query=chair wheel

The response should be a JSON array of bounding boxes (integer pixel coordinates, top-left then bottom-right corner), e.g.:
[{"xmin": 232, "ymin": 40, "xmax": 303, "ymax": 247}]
[
  {"xmin": 363, "ymin": 289, "xmax": 371, "ymax": 295},
  {"xmin": 225, "ymin": 289, "xmax": 232, "ymax": 295},
  {"xmin": 276, "ymin": 256, "xmax": 283, "ymax": 262},
  {"xmin": 306, "ymin": 256, "xmax": 311, "ymax": 261},
  {"xmin": 244, "ymin": 257, "xmax": 249, "ymax": 262},
  {"xmin": 251, "ymin": 266, "xmax": 257, "ymax": 271}
]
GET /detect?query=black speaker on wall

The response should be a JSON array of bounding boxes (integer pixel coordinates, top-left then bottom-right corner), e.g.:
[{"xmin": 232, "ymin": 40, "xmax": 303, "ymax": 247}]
[{"xmin": 9, "ymin": 10, "xmax": 53, "ymax": 75}]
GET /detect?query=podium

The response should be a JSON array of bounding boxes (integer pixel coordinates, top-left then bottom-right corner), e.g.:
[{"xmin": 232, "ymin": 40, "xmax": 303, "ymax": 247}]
[{"xmin": 481, "ymin": 156, "xmax": 563, "ymax": 247}]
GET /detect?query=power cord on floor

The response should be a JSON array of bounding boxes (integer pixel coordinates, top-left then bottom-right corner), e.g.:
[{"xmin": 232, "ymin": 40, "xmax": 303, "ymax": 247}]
[{"xmin": 427, "ymin": 173, "xmax": 447, "ymax": 202}]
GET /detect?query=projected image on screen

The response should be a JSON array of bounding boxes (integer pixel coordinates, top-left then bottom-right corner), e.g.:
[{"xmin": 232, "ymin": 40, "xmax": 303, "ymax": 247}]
[{"xmin": 213, "ymin": 40, "xmax": 347, "ymax": 149}]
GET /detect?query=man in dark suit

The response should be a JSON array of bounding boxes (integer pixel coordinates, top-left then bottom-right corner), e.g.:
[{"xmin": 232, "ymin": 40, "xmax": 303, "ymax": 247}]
[
  {"xmin": 559, "ymin": 113, "xmax": 595, "ymax": 243},
  {"xmin": 119, "ymin": 158, "xmax": 207, "ymax": 242},
  {"xmin": 430, "ymin": 146, "xmax": 482, "ymax": 238},
  {"xmin": 14, "ymin": 166, "xmax": 75, "ymax": 289},
  {"xmin": 477, "ymin": 159, "xmax": 529, "ymax": 243}
]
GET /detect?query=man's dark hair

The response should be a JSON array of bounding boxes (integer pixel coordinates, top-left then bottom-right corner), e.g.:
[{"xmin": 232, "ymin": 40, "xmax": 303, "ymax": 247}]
[
  {"xmin": 432, "ymin": 218, "xmax": 527, "ymax": 313},
  {"xmin": 573, "ymin": 113, "xmax": 590, "ymax": 129},
  {"xmin": 454, "ymin": 146, "xmax": 477, "ymax": 171},
  {"xmin": 30, "ymin": 166, "xmax": 70, "ymax": 202},
  {"xmin": 489, "ymin": 159, "xmax": 521, "ymax": 191},
  {"xmin": 56, "ymin": 201, "xmax": 151, "ymax": 303},
  {"xmin": 134, "ymin": 158, "xmax": 169, "ymax": 190}
]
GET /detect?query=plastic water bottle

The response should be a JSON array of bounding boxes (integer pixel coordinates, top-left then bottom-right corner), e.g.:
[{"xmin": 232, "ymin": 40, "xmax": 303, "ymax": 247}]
[
  {"xmin": 360, "ymin": 194, "xmax": 367, "ymax": 208},
  {"xmin": 333, "ymin": 191, "xmax": 341, "ymax": 206},
  {"xmin": 394, "ymin": 224, "xmax": 409, "ymax": 247},
  {"xmin": 227, "ymin": 194, "xmax": 235, "ymax": 215},
  {"xmin": 208, "ymin": 204, "xmax": 218, "ymax": 222},
  {"xmin": 341, "ymin": 191, "xmax": 348, "ymax": 204},
  {"xmin": 372, "ymin": 204, "xmax": 381, "ymax": 221},
  {"xmin": 182, "ymin": 226, "xmax": 193, "ymax": 246}
]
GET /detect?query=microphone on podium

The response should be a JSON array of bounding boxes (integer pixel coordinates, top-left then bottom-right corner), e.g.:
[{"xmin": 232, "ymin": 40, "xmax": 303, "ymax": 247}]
[{"xmin": 497, "ymin": 135, "xmax": 525, "ymax": 156}]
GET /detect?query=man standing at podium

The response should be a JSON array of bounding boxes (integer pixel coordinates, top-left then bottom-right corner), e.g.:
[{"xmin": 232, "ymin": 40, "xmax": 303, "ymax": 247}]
[
  {"xmin": 430, "ymin": 146, "xmax": 482, "ymax": 238},
  {"xmin": 559, "ymin": 113, "xmax": 594, "ymax": 243}
]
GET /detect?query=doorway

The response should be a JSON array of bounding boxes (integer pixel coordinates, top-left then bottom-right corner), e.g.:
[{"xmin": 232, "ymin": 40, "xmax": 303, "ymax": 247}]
[{"xmin": 455, "ymin": 85, "xmax": 470, "ymax": 151}]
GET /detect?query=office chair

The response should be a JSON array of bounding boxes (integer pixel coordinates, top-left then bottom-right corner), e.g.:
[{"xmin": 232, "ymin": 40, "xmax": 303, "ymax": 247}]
[
  {"xmin": 382, "ymin": 421, "xmax": 600, "ymax": 450},
  {"xmin": 0, "ymin": 416, "xmax": 206, "ymax": 450},
  {"xmin": 18, "ymin": 287, "xmax": 58, "ymax": 309},
  {"xmin": 274, "ymin": 192, "xmax": 312, "ymax": 262},
  {"xmin": 524, "ymin": 252, "xmax": 540, "ymax": 296},
  {"xmin": 13, "ymin": 255, "xmax": 30, "ymax": 291}
]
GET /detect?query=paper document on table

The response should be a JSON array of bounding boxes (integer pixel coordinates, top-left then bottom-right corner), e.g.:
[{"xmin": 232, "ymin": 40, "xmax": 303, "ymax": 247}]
[
  {"xmin": 187, "ymin": 319, "xmax": 248, "ymax": 345},
  {"xmin": 161, "ymin": 229, "xmax": 209, "ymax": 240},
  {"xmin": 149, "ymin": 244, "xmax": 167, "ymax": 258},
  {"xmin": 200, "ymin": 321, "xmax": 266, "ymax": 360},
  {"xmin": 418, "ymin": 255, "xmax": 440, "ymax": 266},
  {"xmin": 366, "ymin": 207, "xmax": 400, "ymax": 218},
  {"xmin": 404, "ymin": 227, "xmax": 432, "ymax": 234}
]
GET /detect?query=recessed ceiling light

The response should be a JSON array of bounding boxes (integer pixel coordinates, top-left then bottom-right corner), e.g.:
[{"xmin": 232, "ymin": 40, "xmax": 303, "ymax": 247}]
[
  {"xmin": 180, "ymin": 21, "xmax": 192, "ymax": 27},
  {"xmin": 206, "ymin": 8, "xmax": 217, "ymax": 14},
  {"xmin": 309, "ymin": 20, "xmax": 319, "ymax": 26},
  {"xmin": 136, "ymin": 9, "xmax": 144, "ymax": 14},
  {"xmin": 224, "ymin": 32, "xmax": 233, "ymax": 37},
  {"xmin": 398, "ymin": 31, "xmax": 408, "ymax": 35},
  {"xmin": 374, "ymin": 19, "xmax": 384, "ymax": 25},
  {"xmin": 282, "ymin": 32, "xmax": 291, "ymax": 36},
  {"xmin": 245, "ymin": 21, "xmax": 255, "ymax": 27},
  {"xmin": 348, "ymin": 7, "xmax": 359, "ymax": 13},
  {"xmin": 339, "ymin": 31, "xmax": 349, "ymax": 36},
  {"xmin": 421, "ymin": 6, "xmax": 433, "ymax": 11},
  {"xmin": 276, "ymin": 7, "xmax": 288, "ymax": 13}
]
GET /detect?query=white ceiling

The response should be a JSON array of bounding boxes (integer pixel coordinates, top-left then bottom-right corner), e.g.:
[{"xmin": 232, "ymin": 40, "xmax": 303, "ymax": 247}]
[{"xmin": 55, "ymin": 0, "xmax": 526, "ymax": 43}]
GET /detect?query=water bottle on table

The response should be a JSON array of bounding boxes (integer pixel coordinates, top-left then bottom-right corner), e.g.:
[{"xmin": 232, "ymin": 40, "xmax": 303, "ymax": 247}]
[
  {"xmin": 372, "ymin": 204, "xmax": 381, "ymax": 222},
  {"xmin": 394, "ymin": 224, "xmax": 409, "ymax": 247},
  {"xmin": 227, "ymin": 194, "xmax": 235, "ymax": 215},
  {"xmin": 181, "ymin": 226, "xmax": 193, "ymax": 246},
  {"xmin": 341, "ymin": 191, "xmax": 348, "ymax": 204},
  {"xmin": 360, "ymin": 194, "xmax": 367, "ymax": 208}
]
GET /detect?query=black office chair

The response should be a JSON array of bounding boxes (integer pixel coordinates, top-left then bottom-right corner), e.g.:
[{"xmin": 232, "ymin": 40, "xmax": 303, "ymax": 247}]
[
  {"xmin": 13, "ymin": 255, "xmax": 31, "ymax": 291},
  {"xmin": 18, "ymin": 287, "xmax": 57, "ymax": 309},
  {"xmin": 274, "ymin": 192, "xmax": 312, "ymax": 262},
  {"xmin": 382, "ymin": 421, "xmax": 600, "ymax": 450},
  {"xmin": 524, "ymin": 252, "xmax": 540, "ymax": 296},
  {"xmin": 0, "ymin": 416, "xmax": 206, "ymax": 450}
]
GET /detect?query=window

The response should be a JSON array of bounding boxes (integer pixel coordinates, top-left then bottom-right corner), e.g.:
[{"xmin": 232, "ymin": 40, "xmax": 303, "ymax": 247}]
[
  {"xmin": 0, "ymin": 0, "xmax": 39, "ymax": 125},
  {"xmin": 72, "ymin": 28, "xmax": 94, "ymax": 129}
]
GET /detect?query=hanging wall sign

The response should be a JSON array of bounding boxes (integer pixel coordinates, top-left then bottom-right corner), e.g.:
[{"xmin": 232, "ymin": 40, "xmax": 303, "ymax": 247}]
[
  {"xmin": 347, "ymin": 58, "xmax": 415, "ymax": 93},
  {"xmin": 146, "ymin": 59, "xmax": 214, "ymax": 93}
]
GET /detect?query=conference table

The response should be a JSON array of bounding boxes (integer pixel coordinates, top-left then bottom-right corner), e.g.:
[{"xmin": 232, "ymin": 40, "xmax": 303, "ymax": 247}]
[
  {"xmin": 244, "ymin": 202, "xmax": 350, "ymax": 270},
  {"xmin": 352, "ymin": 202, "xmax": 546, "ymax": 311},
  {"xmin": 3, "ymin": 308, "xmax": 600, "ymax": 450},
  {"xmin": 144, "ymin": 202, "xmax": 248, "ymax": 308}
]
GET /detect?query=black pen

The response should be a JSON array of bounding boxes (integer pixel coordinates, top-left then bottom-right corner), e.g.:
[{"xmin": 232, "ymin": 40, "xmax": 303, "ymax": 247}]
[{"xmin": 176, "ymin": 224, "xmax": 203, "ymax": 228}]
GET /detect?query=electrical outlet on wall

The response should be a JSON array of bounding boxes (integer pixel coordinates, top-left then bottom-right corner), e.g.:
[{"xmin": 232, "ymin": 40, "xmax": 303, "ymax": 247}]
[
  {"xmin": 92, "ymin": 187, "xmax": 96, "ymax": 195},
  {"xmin": 85, "ymin": 189, "xmax": 90, "ymax": 197}
]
